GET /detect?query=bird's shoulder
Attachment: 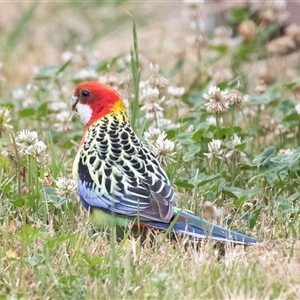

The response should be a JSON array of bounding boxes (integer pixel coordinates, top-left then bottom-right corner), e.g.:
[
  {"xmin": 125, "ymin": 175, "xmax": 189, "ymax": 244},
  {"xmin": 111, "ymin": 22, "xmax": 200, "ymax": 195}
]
[{"xmin": 78, "ymin": 112, "xmax": 167, "ymax": 180}]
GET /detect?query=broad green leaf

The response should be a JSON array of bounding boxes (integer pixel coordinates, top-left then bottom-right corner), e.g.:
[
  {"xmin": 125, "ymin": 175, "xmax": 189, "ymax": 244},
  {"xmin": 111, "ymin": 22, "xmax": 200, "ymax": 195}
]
[
  {"xmin": 10, "ymin": 198, "xmax": 25, "ymax": 207},
  {"xmin": 233, "ymin": 195, "xmax": 248, "ymax": 207},
  {"xmin": 224, "ymin": 187, "xmax": 246, "ymax": 199},
  {"xmin": 174, "ymin": 181, "xmax": 194, "ymax": 189},
  {"xmin": 226, "ymin": 7, "xmax": 249, "ymax": 22},
  {"xmin": 19, "ymin": 107, "xmax": 36, "ymax": 117},
  {"xmin": 249, "ymin": 91, "xmax": 281, "ymax": 105},
  {"xmin": 34, "ymin": 65, "xmax": 62, "ymax": 80},
  {"xmin": 284, "ymin": 79, "xmax": 300, "ymax": 90},
  {"xmin": 188, "ymin": 173, "xmax": 221, "ymax": 187},
  {"xmin": 177, "ymin": 132, "xmax": 194, "ymax": 145},
  {"xmin": 252, "ymin": 146, "xmax": 276, "ymax": 167},
  {"xmin": 192, "ymin": 123, "xmax": 210, "ymax": 141},
  {"xmin": 182, "ymin": 144, "xmax": 201, "ymax": 162},
  {"xmin": 26, "ymin": 253, "xmax": 46, "ymax": 267}
]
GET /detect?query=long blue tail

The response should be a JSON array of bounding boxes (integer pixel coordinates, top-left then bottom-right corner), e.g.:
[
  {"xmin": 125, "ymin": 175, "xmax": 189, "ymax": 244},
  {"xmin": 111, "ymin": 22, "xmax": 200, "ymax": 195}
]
[{"xmin": 143, "ymin": 208, "xmax": 260, "ymax": 244}]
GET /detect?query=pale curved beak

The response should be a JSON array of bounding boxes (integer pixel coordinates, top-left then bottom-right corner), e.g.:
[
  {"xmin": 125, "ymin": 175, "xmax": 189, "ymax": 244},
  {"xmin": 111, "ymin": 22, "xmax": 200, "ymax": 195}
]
[{"xmin": 71, "ymin": 94, "xmax": 78, "ymax": 111}]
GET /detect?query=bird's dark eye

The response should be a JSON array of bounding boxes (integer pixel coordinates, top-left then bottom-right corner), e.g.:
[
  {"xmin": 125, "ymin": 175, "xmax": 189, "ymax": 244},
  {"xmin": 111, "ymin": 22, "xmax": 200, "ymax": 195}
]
[{"xmin": 81, "ymin": 90, "xmax": 90, "ymax": 98}]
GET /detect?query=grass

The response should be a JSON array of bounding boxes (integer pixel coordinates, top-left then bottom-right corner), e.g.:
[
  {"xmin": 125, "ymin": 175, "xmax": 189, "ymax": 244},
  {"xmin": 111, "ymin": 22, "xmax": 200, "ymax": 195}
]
[{"xmin": 1, "ymin": 1, "xmax": 300, "ymax": 299}]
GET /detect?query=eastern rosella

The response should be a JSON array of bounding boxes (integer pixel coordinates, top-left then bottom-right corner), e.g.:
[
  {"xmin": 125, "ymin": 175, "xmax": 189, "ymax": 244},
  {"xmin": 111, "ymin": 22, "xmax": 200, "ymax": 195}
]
[{"xmin": 71, "ymin": 82, "xmax": 259, "ymax": 244}]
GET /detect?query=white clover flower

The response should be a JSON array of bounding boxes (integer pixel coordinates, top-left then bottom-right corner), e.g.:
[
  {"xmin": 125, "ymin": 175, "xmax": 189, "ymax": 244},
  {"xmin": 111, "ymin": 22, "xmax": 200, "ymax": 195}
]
[
  {"xmin": 140, "ymin": 102, "xmax": 164, "ymax": 120},
  {"xmin": 231, "ymin": 134, "xmax": 242, "ymax": 147},
  {"xmin": 22, "ymin": 83, "xmax": 38, "ymax": 107},
  {"xmin": 186, "ymin": 124, "xmax": 194, "ymax": 133},
  {"xmin": 225, "ymin": 134, "xmax": 247, "ymax": 163},
  {"xmin": 242, "ymin": 94, "xmax": 257, "ymax": 117},
  {"xmin": 26, "ymin": 140, "xmax": 47, "ymax": 155},
  {"xmin": 150, "ymin": 138, "xmax": 175, "ymax": 166},
  {"xmin": 149, "ymin": 63, "xmax": 160, "ymax": 73},
  {"xmin": 146, "ymin": 63, "xmax": 169, "ymax": 89},
  {"xmin": 278, "ymin": 148, "xmax": 294, "ymax": 156},
  {"xmin": 75, "ymin": 44, "xmax": 83, "ymax": 53},
  {"xmin": 260, "ymin": 0, "xmax": 289, "ymax": 25},
  {"xmin": 98, "ymin": 72, "xmax": 131, "ymax": 88},
  {"xmin": 61, "ymin": 51, "xmax": 74, "ymax": 62},
  {"xmin": 275, "ymin": 124, "xmax": 288, "ymax": 136},
  {"xmin": 167, "ymin": 86, "xmax": 185, "ymax": 97},
  {"xmin": 224, "ymin": 89, "xmax": 245, "ymax": 107},
  {"xmin": 139, "ymin": 81, "xmax": 148, "ymax": 89},
  {"xmin": 144, "ymin": 128, "xmax": 165, "ymax": 144},
  {"xmin": 26, "ymin": 141, "xmax": 49, "ymax": 165},
  {"xmin": 0, "ymin": 107, "xmax": 13, "ymax": 130},
  {"xmin": 1, "ymin": 148, "xmax": 8, "ymax": 157},
  {"xmin": 211, "ymin": 26, "xmax": 234, "ymax": 47},
  {"xmin": 12, "ymin": 88, "xmax": 25, "ymax": 99},
  {"xmin": 73, "ymin": 69, "xmax": 97, "ymax": 80},
  {"xmin": 16, "ymin": 130, "xmax": 38, "ymax": 154},
  {"xmin": 55, "ymin": 177, "xmax": 77, "ymax": 198},
  {"xmin": 206, "ymin": 116, "xmax": 223, "ymax": 126},
  {"xmin": 140, "ymin": 86, "xmax": 160, "ymax": 103},
  {"xmin": 15, "ymin": 130, "xmax": 49, "ymax": 165},
  {"xmin": 204, "ymin": 139, "xmax": 223, "ymax": 160},
  {"xmin": 211, "ymin": 68, "xmax": 234, "ymax": 85},
  {"xmin": 53, "ymin": 111, "xmax": 73, "ymax": 132},
  {"xmin": 48, "ymin": 102, "xmax": 68, "ymax": 112},
  {"xmin": 295, "ymin": 103, "xmax": 300, "ymax": 115},
  {"xmin": 144, "ymin": 128, "xmax": 175, "ymax": 166},
  {"xmin": 204, "ymin": 86, "xmax": 229, "ymax": 113},
  {"xmin": 150, "ymin": 117, "xmax": 180, "ymax": 130}
]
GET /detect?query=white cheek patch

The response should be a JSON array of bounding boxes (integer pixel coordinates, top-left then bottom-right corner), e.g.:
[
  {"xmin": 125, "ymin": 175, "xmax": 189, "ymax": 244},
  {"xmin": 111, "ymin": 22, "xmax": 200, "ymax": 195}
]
[{"xmin": 76, "ymin": 102, "xmax": 92, "ymax": 125}]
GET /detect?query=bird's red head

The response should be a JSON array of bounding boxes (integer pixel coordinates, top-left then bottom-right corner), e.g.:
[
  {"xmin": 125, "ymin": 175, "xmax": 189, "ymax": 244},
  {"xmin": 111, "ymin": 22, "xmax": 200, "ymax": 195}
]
[{"xmin": 71, "ymin": 81, "xmax": 126, "ymax": 129}]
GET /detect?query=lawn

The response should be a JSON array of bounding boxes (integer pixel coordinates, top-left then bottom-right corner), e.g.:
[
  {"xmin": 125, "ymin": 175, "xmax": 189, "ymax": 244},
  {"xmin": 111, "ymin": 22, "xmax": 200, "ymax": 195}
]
[{"xmin": 1, "ymin": 1, "xmax": 300, "ymax": 299}]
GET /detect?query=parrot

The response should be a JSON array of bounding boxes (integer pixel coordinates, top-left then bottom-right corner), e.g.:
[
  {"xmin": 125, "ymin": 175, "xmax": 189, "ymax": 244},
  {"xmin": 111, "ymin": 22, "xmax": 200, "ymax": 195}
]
[{"xmin": 71, "ymin": 81, "xmax": 259, "ymax": 244}]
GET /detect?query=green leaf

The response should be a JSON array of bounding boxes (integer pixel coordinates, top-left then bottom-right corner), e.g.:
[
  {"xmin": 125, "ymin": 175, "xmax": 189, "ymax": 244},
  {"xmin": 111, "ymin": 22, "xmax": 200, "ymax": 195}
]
[
  {"xmin": 213, "ymin": 126, "xmax": 240, "ymax": 139},
  {"xmin": 38, "ymin": 102, "xmax": 49, "ymax": 116},
  {"xmin": 249, "ymin": 207, "xmax": 262, "ymax": 228},
  {"xmin": 186, "ymin": 91, "xmax": 206, "ymax": 107},
  {"xmin": 26, "ymin": 253, "xmax": 46, "ymax": 267},
  {"xmin": 252, "ymin": 146, "xmax": 277, "ymax": 167},
  {"xmin": 278, "ymin": 99, "xmax": 297, "ymax": 114},
  {"xmin": 234, "ymin": 141, "xmax": 247, "ymax": 151},
  {"xmin": 55, "ymin": 59, "xmax": 72, "ymax": 76},
  {"xmin": 233, "ymin": 195, "xmax": 248, "ymax": 207},
  {"xmin": 41, "ymin": 187, "xmax": 59, "ymax": 202},
  {"xmin": 19, "ymin": 107, "xmax": 36, "ymax": 117},
  {"xmin": 16, "ymin": 225, "xmax": 42, "ymax": 243},
  {"xmin": 174, "ymin": 181, "xmax": 194, "ymax": 189},
  {"xmin": 250, "ymin": 90, "xmax": 281, "ymax": 105},
  {"xmin": 188, "ymin": 173, "xmax": 221, "ymax": 187},
  {"xmin": 192, "ymin": 123, "xmax": 210, "ymax": 141},
  {"xmin": 34, "ymin": 61, "xmax": 71, "ymax": 80},
  {"xmin": 283, "ymin": 112, "xmax": 299, "ymax": 123},
  {"xmin": 10, "ymin": 198, "xmax": 25, "ymax": 207},
  {"xmin": 284, "ymin": 79, "xmax": 300, "ymax": 90},
  {"xmin": 287, "ymin": 192, "xmax": 300, "ymax": 202},
  {"xmin": 34, "ymin": 65, "xmax": 62, "ymax": 80},
  {"xmin": 166, "ymin": 129, "xmax": 178, "ymax": 139},
  {"xmin": 218, "ymin": 77, "xmax": 242, "ymax": 90},
  {"xmin": 182, "ymin": 144, "xmax": 201, "ymax": 162},
  {"xmin": 210, "ymin": 45, "xmax": 229, "ymax": 54},
  {"xmin": 259, "ymin": 23, "xmax": 281, "ymax": 42},
  {"xmin": 177, "ymin": 132, "xmax": 194, "ymax": 145},
  {"xmin": 227, "ymin": 7, "xmax": 249, "ymax": 23},
  {"xmin": 224, "ymin": 187, "xmax": 246, "ymax": 199}
]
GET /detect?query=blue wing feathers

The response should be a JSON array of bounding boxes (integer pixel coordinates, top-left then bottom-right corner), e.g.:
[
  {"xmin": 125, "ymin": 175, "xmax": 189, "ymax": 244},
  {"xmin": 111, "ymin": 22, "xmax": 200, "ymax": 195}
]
[{"xmin": 143, "ymin": 209, "xmax": 259, "ymax": 244}]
